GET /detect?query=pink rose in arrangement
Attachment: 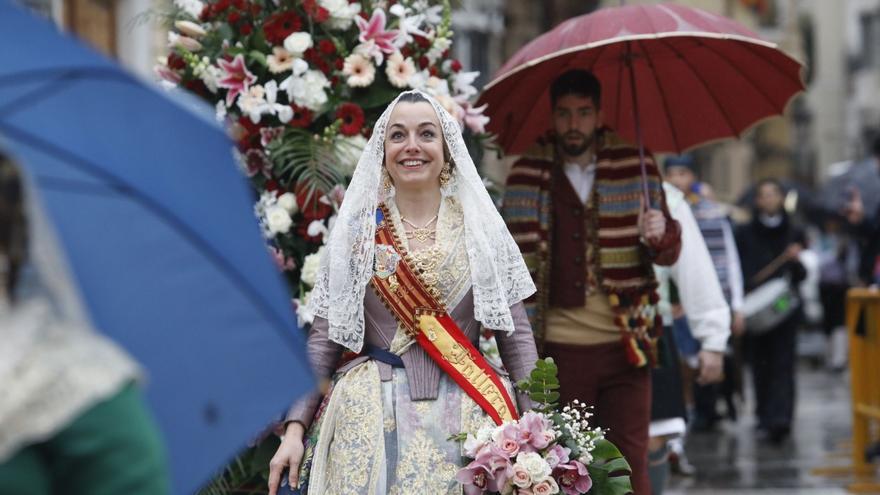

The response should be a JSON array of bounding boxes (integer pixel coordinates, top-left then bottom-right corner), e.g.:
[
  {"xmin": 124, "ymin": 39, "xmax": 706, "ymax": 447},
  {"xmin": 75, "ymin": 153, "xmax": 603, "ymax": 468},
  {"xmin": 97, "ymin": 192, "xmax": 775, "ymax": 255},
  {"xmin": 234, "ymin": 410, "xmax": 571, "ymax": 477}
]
[
  {"xmin": 510, "ymin": 463, "xmax": 531, "ymax": 488},
  {"xmin": 532, "ymin": 477, "xmax": 560, "ymax": 495},
  {"xmin": 554, "ymin": 460, "xmax": 593, "ymax": 495},
  {"xmin": 493, "ymin": 422, "xmax": 522, "ymax": 457}
]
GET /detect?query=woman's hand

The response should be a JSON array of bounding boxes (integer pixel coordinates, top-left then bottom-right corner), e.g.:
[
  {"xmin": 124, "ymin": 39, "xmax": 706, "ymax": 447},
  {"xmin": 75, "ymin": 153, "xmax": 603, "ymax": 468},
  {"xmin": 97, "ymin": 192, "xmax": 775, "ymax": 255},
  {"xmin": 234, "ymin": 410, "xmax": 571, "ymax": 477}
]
[{"xmin": 267, "ymin": 422, "xmax": 306, "ymax": 495}]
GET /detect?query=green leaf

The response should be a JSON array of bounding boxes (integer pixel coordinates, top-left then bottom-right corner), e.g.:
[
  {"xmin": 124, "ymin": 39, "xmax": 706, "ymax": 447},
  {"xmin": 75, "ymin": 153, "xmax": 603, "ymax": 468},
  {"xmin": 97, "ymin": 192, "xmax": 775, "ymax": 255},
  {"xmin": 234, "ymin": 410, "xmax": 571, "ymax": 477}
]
[
  {"xmin": 592, "ymin": 438, "xmax": 625, "ymax": 461},
  {"xmin": 248, "ymin": 49, "xmax": 268, "ymax": 67}
]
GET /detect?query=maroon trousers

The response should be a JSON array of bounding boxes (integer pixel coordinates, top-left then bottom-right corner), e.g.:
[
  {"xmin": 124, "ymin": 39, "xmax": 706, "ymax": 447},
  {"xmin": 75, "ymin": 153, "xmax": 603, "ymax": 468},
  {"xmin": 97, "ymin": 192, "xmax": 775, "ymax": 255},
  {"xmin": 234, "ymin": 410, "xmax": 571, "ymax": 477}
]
[{"xmin": 545, "ymin": 341, "xmax": 651, "ymax": 495}]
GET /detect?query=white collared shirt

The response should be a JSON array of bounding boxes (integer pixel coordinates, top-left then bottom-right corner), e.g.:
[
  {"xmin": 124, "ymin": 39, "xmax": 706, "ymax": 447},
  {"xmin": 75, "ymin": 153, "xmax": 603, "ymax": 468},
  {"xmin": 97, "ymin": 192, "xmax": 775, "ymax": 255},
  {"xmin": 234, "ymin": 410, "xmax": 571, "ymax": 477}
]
[{"xmin": 563, "ymin": 158, "xmax": 596, "ymax": 204}]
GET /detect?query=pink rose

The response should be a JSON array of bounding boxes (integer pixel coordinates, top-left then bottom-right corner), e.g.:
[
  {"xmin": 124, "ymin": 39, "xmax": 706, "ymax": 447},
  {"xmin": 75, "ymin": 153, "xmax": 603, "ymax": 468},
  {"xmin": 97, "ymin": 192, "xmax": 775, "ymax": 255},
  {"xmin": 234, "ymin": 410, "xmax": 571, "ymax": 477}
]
[
  {"xmin": 511, "ymin": 463, "xmax": 531, "ymax": 488},
  {"xmin": 495, "ymin": 423, "xmax": 522, "ymax": 457},
  {"xmin": 532, "ymin": 477, "xmax": 560, "ymax": 495},
  {"xmin": 554, "ymin": 460, "xmax": 592, "ymax": 495}
]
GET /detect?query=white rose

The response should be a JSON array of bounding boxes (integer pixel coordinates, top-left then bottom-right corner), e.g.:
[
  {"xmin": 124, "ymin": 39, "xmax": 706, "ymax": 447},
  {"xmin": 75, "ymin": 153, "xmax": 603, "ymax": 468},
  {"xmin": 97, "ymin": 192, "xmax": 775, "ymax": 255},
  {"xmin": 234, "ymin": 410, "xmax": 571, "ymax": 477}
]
[
  {"xmin": 283, "ymin": 32, "xmax": 313, "ymax": 56},
  {"xmin": 265, "ymin": 205, "xmax": 293, "ymax": 235},
  {"xmin": 277, "ymin": 192, "xmax": 299, "ymax": 215},
  {"xmin": 515, "ymin": 452, "xmax": 551, "ymax": 481},
  {"xmin": 300, "ymin": 248, "xmax": 325, "ymax": 287}
]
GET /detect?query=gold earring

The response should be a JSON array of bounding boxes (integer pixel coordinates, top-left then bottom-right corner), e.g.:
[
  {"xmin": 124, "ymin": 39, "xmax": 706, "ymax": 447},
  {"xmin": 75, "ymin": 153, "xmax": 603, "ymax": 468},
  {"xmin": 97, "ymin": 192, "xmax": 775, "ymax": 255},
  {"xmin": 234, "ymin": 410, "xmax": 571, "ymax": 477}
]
[
  {"xmin": 382, "ymin": 169, "xmax": 393, "ymax": 192},
  {"xmin": 439, "ymin": 162, "xmax": 451, "ymax": 187}
]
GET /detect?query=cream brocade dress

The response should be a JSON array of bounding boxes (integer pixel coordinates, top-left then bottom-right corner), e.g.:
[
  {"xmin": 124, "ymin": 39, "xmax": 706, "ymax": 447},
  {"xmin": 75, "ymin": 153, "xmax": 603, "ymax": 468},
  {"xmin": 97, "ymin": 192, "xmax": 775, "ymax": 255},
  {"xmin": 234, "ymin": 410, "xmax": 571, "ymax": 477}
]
[{"xmin": 299, "ymin": 198, "xmax": 507, "ymax": 494}]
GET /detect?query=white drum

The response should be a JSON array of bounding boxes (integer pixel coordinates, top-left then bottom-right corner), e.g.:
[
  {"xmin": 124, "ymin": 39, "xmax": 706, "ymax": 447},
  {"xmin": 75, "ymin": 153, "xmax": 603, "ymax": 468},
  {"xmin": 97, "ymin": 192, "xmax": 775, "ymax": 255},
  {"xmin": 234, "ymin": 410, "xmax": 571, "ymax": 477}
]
[{"xmin": 742, "ymin": 277, "xmax": 799, "ymax": 334}]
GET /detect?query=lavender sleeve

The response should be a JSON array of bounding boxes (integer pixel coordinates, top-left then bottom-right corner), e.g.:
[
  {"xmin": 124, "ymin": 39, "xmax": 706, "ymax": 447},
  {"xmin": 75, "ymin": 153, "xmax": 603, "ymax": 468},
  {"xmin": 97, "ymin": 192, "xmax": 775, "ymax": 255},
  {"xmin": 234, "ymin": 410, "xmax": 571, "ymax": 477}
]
[
  {"xmin": 285, "ymin": 316, "xmax": 344, "ymax": 428},
  {"xmin": 494, "ymin": 301, "xmax": 539, "ymax": 412}
]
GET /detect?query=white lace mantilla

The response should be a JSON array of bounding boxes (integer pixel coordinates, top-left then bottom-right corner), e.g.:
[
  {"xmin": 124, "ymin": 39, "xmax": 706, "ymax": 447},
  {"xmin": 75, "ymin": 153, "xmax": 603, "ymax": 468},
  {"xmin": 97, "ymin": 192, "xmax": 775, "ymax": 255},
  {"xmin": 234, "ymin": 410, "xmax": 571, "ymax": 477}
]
[{"xmin": 309, "ymin": 90, "xmax": 535, "ymax": 353}]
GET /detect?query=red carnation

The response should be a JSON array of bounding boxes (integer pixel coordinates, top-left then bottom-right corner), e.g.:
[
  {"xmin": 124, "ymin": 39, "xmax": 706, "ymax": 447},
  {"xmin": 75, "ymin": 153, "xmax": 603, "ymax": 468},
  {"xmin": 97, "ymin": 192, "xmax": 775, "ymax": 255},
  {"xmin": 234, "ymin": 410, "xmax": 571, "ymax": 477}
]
[
  {"xmin": 228, "ymin": 11, "xmax": 241, "ymax": 24},
  {"xmin": 167, "ymin": 53, "xmax": 186, "ymax": 70},
  {"xmin": 450, "ymin": 59, "xmax": 462, "ymax": 72},
  {"xmin": 232, "ymin": 0, "xmax": 244, "ymax": 9},
  {"xmin": 413, "ymin": 34, "xmax": 431, "ymax": 49},
  {"xmin": 294, "ymin": 181, "xmax": 333, "ymax": 220},
  {"xmin": 401, "ymin": 46, "xmax": 413, "ymax": 58},
  {"xmin": 333, "ymin": 58, "xmax": 344, "ymax": 70},
  {"xmin": 318, "ymin": 39, "xmax": 336, "ymax": 55},
  {"xmin": 418, "ymin": 56, "xmax": 429, "ymax": 69},
  {"xmin": 263, "ymin": 12, "xmax": 303, "ymax": 45},
  {"xmin": 303, "ymin": 0, "xmax": 330, "ymax": 22},
  {"xmin": 213, "ymin": 0, "xmax": 231, "ymax": 14},
  {"xmin": 240, "ymin": 23, "xmax": 253, "ymax": 35},
  {"xmin": 199, "ymin": 4, "xmax": 212, "ymax": 21},
  {"xmin": 289, "ymin": 105, "xmax": 313, "ymax": 128},
  {"xmin": 429, "ymin": 66, "xmax": 439, "ymax": 77},
  {"xmin": 336, "ymin": 103, "xmax": 365, "ymax": 137}
]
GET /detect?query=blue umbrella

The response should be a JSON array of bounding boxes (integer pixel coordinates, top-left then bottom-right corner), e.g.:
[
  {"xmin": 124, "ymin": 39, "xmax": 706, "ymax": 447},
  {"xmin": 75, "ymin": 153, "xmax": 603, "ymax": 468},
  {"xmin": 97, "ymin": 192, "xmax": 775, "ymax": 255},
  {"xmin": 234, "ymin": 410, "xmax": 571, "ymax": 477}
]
[{"xmin": 0, "ymin": 3, "xmax": 313, "ymax": 493}]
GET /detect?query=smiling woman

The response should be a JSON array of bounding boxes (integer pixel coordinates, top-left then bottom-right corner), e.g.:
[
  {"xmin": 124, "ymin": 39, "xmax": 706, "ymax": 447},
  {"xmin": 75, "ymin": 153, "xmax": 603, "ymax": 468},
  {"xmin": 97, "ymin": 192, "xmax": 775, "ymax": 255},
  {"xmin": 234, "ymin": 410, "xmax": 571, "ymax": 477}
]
[{"xmin": 266, "ymin": 91, "xmax": 539, "ymax": 495}]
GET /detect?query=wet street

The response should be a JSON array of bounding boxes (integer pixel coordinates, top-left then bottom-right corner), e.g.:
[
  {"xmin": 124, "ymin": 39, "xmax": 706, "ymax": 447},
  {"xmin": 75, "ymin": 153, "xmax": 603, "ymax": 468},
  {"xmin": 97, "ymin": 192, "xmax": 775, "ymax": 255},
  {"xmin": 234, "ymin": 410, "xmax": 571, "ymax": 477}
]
[{"xmin": 667, "ymin": 334, "xmax": 862, "ymax": 494}]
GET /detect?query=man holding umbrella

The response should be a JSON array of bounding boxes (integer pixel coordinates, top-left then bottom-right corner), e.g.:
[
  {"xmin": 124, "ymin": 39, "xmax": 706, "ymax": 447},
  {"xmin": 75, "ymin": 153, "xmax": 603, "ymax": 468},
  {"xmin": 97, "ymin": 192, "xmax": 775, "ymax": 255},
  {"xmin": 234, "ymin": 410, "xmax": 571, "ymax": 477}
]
[{"xmin": 503, "ymin": 69, "xmax": 681, "ymax": 494}]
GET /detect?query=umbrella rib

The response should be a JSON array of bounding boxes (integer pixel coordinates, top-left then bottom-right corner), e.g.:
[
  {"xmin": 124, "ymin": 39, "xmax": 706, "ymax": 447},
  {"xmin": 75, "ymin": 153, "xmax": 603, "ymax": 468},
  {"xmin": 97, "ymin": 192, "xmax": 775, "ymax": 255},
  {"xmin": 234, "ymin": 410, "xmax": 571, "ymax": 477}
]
[
  {"xmin": 704, "ymin": 41, "xmax": 800, "ymax": 113},
  {"xmin": 0, "ymin": 122, "xmax": 302, "ymax": 351},
  {"xmin": 656, "ymin": 37, "xmax": 739, "ymax": 138},
  {"xmin": 636, "ymin": 39, "xmax": 682, "ymax": 152},
  {"xmin": 696, "ymin": 41, "xmax": 784, "ymax": 114}
]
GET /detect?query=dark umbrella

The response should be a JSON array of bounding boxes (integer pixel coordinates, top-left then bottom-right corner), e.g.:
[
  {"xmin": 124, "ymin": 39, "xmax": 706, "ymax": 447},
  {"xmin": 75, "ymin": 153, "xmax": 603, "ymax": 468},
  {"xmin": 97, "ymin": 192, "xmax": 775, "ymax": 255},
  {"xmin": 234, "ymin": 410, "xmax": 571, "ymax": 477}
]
[
  {"xmin": 818, "ymin": 159, "xmax": 880, "ymax": 220},
  {"xmin": 0, "ymin": 3, "xmax": 313, "ymax": 493}
]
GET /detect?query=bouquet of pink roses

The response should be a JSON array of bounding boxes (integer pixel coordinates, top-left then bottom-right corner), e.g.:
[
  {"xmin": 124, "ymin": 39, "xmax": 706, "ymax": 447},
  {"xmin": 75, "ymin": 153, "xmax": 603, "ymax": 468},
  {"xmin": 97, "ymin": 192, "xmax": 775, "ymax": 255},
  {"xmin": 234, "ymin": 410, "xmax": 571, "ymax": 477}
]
[{"xmin": 455, "ymin": 359, "xmax": 632, "ymax": 495}]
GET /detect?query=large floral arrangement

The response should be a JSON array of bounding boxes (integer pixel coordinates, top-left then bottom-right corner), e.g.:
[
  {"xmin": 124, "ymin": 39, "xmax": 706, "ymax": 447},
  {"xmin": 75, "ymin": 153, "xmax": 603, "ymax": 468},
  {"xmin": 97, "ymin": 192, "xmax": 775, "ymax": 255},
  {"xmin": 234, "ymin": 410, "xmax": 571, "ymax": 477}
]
[
  {"xmin": 157, "ymin": 0, "xmax": 490, "ymax": 327},
  {"xmin": 455, "ymin": 359, "xmax": 633, "ymax": 495},
  {"xmin": 156, "ymin": 0, "xmax": 490, "ymax": 493}
]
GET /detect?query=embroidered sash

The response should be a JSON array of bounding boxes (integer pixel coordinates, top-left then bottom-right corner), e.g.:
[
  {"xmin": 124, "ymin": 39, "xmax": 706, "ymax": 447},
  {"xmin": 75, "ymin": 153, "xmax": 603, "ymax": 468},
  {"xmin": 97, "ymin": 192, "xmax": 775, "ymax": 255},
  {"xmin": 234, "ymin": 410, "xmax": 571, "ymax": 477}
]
[{"xmin": 370, "ymin": 204, "xmax": 518, "ymax": 425}]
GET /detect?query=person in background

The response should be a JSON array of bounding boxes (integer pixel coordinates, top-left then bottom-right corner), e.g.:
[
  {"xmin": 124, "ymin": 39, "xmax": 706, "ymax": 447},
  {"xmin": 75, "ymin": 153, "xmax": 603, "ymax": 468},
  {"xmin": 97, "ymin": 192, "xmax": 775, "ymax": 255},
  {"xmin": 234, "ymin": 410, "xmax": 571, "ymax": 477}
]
[
  {"xmin": 844, "ymin": 134, "xmax": 880, "ymax": 287},
  {"xmin": 0, "ymin": 153, "xmax": 169, "ymax": 494},
  {"xmin": 649, "ymin": 182, "xmax": 730, "ymax": 494},
  {"xmin": 664, "ymin": 155, "xmax": 745, "ymax": 431},
  {"xmin": 735, "ymin": 178, "xmax": 807, "ymax": 444}
]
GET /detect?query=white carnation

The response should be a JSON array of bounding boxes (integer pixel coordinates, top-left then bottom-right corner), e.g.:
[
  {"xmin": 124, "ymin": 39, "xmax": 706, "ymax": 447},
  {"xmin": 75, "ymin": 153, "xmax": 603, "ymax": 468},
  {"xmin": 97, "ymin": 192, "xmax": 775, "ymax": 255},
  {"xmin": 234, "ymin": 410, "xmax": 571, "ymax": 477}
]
[
  {"xmin": 265, "ymin": 205, "xmax": 293, "ymax": 235},
  {"xmin": 515, "ymin": 452, "xmax": 551, "ymax": 480},
  {"xmin": 320, "ymin": 0, "xmax": 361, "ymax": 30},
  {"xmin": 281, "ymin": 70, "xmax": 330, "ymax": 111},
  {"xmin": 277, "ymin": 192, "xmax": 298, "ymax": 215},
  {"xmin": 300, "ymin": 247, "xmax": 325, "ymax": 287},
  {"xmin": 283, "ymin": 32, "xmax": 313, "ymax": 56}
]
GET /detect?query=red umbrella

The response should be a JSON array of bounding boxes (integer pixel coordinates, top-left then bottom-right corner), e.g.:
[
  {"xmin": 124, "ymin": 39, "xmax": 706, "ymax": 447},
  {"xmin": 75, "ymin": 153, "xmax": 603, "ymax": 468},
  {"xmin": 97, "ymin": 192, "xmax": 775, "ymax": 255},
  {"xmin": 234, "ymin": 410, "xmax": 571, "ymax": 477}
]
[{"xmin": 478, "ymin": 2, "xmax": 804, "ymax": 174}]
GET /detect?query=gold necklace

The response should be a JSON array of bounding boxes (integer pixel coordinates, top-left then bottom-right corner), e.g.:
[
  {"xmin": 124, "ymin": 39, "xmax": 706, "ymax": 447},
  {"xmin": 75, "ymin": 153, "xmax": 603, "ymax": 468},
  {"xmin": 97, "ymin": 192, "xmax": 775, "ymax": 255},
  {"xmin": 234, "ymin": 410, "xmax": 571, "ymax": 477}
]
[{"xmin": 401, "ymin": 215, "xmax": 438, "ymax": 243}]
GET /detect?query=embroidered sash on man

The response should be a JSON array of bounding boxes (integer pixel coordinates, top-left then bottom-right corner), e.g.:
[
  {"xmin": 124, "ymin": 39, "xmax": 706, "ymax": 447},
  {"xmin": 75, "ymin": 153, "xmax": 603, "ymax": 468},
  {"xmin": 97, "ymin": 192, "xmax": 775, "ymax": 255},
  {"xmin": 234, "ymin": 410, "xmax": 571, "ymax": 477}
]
[{"xmin": 370, "ymin": 204, "xmax": 518, "ymax": 425}]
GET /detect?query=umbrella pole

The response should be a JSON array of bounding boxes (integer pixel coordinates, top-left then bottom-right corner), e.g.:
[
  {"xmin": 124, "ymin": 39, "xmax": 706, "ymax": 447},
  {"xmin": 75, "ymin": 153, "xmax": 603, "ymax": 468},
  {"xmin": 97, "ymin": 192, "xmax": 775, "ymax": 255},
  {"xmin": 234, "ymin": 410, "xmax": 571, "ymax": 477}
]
[{"xmin": 625, "ymin": 41, "xmax": 652, "ymax": 208}]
